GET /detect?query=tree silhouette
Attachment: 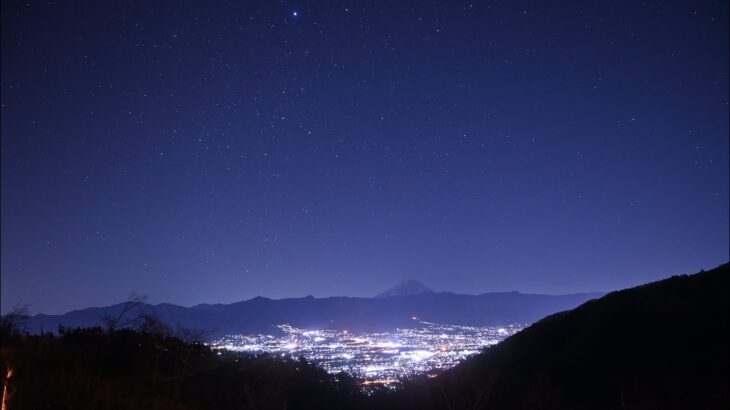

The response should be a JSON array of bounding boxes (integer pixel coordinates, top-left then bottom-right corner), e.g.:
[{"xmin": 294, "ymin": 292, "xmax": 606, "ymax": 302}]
[
  {"xmin": 0, "ymin": 304, "xmax": 29, "ymax": 339},
  {"xmin": 100, "ymin": 293, "xmax": 148, "ymax": 331}
]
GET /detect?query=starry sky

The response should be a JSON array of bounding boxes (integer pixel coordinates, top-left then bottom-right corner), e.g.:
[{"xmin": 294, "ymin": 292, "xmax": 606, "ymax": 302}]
[{"xmin": 2, "ymin": 0, "xmax": 728, "ymax": 315}]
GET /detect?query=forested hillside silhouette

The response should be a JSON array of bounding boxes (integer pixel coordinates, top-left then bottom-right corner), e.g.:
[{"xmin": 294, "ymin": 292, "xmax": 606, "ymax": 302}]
[
  {"xmin": 370, "ymin": 263, "xmax": 729, "ymax": 409},
  {"xmin": 1, "ymin": 324, "xmax": 360, "ymax": 409}
]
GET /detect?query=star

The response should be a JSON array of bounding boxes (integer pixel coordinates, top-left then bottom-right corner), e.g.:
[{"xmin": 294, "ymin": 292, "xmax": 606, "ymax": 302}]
[{"xmin": 292, "ymin": 11, "xmax": 298, "ymax": 17}]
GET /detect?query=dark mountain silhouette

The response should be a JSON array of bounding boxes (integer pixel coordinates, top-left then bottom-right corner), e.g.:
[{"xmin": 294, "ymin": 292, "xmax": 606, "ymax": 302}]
[
  {"xmin": 368, "ymin": 263, "xmax": 730, "ymax": 409},
  {"xmin": 0, "ymin": 327, "xmax": 362, "ymax": 409},
  {"xmin": 24, "ymin": 290, "xmax": 601, "ymax": 339},
  {"xmin": 376, "ymin": 279, "xmax": 434, "ymax": 298}
]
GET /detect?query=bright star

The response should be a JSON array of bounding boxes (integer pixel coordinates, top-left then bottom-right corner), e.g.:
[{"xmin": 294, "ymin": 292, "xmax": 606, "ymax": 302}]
[{"xmin": 292, "ymin": 11, "xmax": 298, "ymax": 17}]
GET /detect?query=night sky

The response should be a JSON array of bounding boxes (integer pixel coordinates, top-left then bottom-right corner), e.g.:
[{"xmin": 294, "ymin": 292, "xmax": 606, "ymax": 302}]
[{"xmin": 2, "ymin": 1, "xmax": 728, "ymax": 315}]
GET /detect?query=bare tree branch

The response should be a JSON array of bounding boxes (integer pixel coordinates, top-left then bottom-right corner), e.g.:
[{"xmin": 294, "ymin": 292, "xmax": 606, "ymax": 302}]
[
  {"xmin": 100, "ymin": 293, "xmax": 148, "ymax": 331},
  {"xmin": 0, "ymin": 303, "xmax": 30, "ymax": 338},
  {"xmin": 135, "ymin": 313, "xmax": 171, "ymax": 336}
]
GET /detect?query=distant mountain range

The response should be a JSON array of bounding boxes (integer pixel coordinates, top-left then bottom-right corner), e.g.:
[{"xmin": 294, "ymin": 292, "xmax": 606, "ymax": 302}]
[{"xmin": 24, "ymin": 281, "xmax": 602, "ymax": 339}]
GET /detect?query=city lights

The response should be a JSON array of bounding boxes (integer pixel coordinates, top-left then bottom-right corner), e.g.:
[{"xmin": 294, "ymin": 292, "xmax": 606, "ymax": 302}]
[{"xmin": 210, "ymin": 321, "xmax": 525, "ymax": 385}]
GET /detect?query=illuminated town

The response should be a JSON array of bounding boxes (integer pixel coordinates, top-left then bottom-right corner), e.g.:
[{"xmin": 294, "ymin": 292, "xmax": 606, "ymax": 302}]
[{"xmin": 210, "ymin": 319, "xmax": 526, "ymax": 386}]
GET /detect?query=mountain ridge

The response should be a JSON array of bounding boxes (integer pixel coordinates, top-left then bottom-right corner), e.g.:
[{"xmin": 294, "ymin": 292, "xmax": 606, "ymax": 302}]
[{"xmin": 24, "ymin": 290, "xmax": 603, "ymax": 339}]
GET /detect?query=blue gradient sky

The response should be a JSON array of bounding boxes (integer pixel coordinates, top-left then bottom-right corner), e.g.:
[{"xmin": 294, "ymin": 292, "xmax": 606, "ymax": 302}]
[{"xmin": 2, "ymin": 0, "xmax": 728, "ymax": 314}]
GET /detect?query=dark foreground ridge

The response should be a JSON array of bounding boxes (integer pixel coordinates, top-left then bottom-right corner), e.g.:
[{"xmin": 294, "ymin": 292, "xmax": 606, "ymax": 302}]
[
  {"xmin": 1, "ymin": 263, "xmax": 727, "ymax": 409},
  {"xmin": 371, "ymin": 262, "xmax": 729, "ymax": 409},
  {"xmin": 0, "ymin": 326, "xmax": 361, "ymax": 409}
]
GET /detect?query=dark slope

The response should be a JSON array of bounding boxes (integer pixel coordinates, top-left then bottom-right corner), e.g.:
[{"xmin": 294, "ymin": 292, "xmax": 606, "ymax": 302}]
[
  {"xmin": 371, "ymin": 263, "xmax": 729, "ymax": 410},
  {"xmin": 0, "ymin": 327, "xmax": 361, "ymax": 409},
  {"xmin": 25, "ymin": 291, "xmax": 601, "ymax": 338}
]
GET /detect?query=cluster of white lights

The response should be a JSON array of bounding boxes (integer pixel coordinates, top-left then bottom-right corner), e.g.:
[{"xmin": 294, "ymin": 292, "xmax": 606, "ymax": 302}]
[{"xmin": 209, "ymin": 320, "xmax": 525, "ymax": 386}]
